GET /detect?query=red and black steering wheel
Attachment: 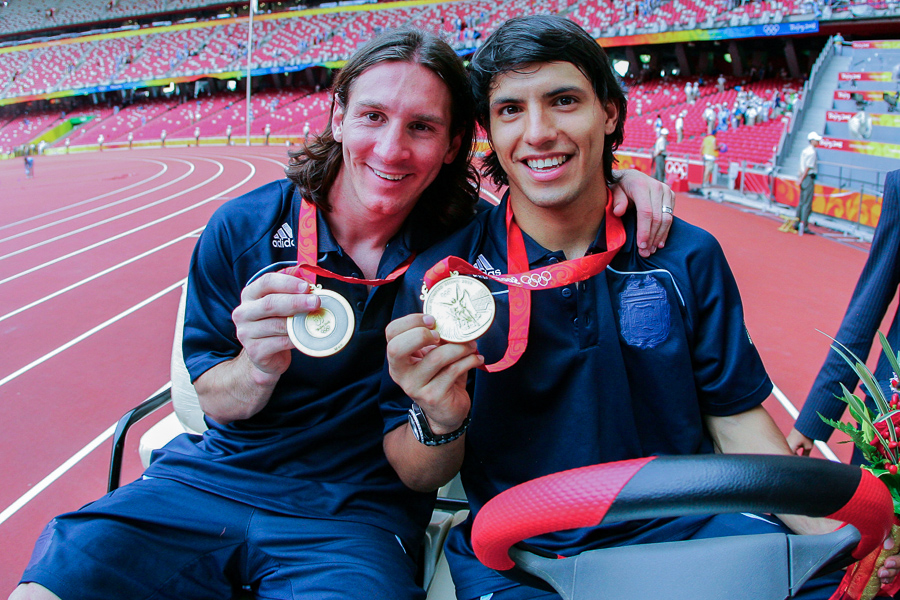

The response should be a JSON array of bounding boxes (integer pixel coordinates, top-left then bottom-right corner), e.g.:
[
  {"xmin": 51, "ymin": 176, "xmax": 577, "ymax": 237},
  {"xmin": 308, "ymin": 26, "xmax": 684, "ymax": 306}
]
[{"xmin": 471, "ymin": 454, "xmax": 894, "ymax": 600}]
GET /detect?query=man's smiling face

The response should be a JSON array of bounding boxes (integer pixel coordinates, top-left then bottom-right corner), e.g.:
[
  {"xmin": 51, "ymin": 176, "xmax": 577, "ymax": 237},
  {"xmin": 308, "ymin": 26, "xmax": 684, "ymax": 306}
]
[
  {"xmin": 487, "ymin": 61, "xmax": 618, "ymax": 213},
  {"xmin": 330, "ymin": 60, "xmax": 461, "ymax": 221}
]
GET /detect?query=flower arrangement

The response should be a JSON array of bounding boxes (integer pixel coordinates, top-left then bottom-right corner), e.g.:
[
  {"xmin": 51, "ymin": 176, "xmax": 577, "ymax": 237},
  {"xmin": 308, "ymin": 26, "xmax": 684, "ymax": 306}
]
[
  {"xmin": 819, "ymin": 332, "xmax": 900, "ymax": 513},
  {"xmin": 820, "ymin": 332, "xmax": 900, "ymax": 600}
]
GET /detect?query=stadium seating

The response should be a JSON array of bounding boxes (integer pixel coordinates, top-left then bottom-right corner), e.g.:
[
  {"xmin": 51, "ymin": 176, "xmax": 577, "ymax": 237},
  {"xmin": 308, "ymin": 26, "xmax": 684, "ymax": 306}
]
[{"xmin": 0, "ymin": 0, "xmax": 236, "ymax": 37}]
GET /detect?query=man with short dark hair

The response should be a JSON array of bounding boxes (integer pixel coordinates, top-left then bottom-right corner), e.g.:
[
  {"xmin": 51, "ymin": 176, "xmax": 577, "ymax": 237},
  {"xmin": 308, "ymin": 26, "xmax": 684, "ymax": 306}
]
[
  {"xmin": 12, "ymin": 28, "xmax": 671, "ymax": 600},
  {"xmin": 380, "ymin": 16, "xmax": 896, "ymax": 600}
]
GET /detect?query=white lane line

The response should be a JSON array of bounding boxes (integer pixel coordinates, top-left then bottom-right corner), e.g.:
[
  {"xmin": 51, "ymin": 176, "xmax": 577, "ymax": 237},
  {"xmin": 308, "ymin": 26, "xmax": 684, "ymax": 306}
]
[
  {"xmin": 0, "ymin": 157, "xmax": 256, "ymax": 286},
  {"xmin": 0, "ymin": 159, "xmax": 212, "ymax": 261},
  {"xmin": 0, "ymin": 159, "xmax": 169, "ymax": 232},
  {"xmin": 0, "ymin": 227, "xmax": 204, "ymax": 324},
  {"xmin": 0, "ymin": 383, "xmax": 171, "ymax": 527},
  {"xmin": 0, "ymin": 279, "xmax": 185, "ymax": 390},
  {"xmin": 0, "ymin": 159, "xmax": 194, "ymax": 244},
  {"xmin": 772, "ymin": 383, "xmax": 840, "ymax": 462}
]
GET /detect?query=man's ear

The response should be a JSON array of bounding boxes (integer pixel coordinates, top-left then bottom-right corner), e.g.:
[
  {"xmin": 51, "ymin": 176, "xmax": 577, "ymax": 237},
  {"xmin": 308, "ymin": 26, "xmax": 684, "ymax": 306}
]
[
  {"xmin": 331, "ymin": 104, "xmax": 344, "ymax": 143},
  {"xmin": 444, "ymin": 132, "xmax": 463, "ymax": 165},
  {"xmin": 604, "ymin": 100, "xmax": 620, "ymax": 135}
]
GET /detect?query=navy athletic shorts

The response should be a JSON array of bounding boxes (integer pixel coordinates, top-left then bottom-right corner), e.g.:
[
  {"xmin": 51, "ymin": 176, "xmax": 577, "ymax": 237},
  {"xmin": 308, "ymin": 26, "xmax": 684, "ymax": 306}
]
[{"xmin": 20, "ymin": 477, "xmax": 424, "ymax": 600}]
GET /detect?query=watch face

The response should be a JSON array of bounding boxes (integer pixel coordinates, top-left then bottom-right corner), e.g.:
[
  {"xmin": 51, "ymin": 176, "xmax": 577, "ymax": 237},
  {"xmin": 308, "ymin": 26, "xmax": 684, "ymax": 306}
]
[
  {"xmin": 423, "ymin": 275, "xmax": 495, "ymax": 343},
  {"xmin": 287, "ymin": 288, "xmax": 355, "ymax": 357}
]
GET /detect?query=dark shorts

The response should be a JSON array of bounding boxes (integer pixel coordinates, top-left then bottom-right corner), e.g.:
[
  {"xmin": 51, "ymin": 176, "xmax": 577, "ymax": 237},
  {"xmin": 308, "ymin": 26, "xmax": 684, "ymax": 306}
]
[
  {"xmin": 456, "ymin": 514, "xmax": 843, "ymax": 600},
  {"xmin": 21, "ymin": 477, "xmax": 424, "ymax": 600}
]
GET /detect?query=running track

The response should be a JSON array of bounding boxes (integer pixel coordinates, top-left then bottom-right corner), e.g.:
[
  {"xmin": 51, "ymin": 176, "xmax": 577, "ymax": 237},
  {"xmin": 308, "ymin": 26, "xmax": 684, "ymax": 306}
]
[{"xmin": 0, "ymin": 147, "xmax": 892, "ymax": 593}]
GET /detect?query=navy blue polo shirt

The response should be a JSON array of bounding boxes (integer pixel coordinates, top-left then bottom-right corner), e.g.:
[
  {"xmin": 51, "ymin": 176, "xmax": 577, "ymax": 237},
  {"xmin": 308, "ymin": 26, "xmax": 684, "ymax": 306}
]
[
  {"xmin": 380, "ymin": 195, "xmax": 772, "ymax": 595},
  {"xmin": 144, "ymin": 179, "xmax": 436, "ymax": 551}
]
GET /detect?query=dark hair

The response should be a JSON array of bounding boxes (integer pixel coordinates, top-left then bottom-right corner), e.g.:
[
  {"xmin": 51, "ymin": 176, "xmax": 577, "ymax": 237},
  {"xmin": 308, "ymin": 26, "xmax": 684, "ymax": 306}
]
[
  {"xmin": 469, "ymin": 15, "xmax": 627, "ymax": 188},
  {"xmin": 286, "ymin": 29, "xmax": 478, "ymax": 237}
]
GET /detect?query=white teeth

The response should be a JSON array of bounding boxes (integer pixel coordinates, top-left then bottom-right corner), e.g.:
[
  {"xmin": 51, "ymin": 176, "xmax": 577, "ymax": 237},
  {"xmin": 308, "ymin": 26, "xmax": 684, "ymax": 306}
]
[
  {"xmin": 373, "ymin": 168, "xmax": 406, "ymax": 181},
  {"xmin": 527, "ymin": 156, "xmax": 568, "ymax": 170}
]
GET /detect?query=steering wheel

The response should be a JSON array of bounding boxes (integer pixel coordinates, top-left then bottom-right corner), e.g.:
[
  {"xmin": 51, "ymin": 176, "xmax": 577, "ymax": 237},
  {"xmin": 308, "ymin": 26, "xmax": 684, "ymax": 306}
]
[{"xmin": 471, "ymin": 454, "xmax": 894, "ymax": 600}]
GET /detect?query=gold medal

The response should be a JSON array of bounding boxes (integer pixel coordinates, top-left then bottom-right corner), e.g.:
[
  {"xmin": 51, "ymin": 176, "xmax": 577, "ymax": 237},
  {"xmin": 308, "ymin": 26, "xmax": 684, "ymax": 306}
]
[
  {"xmin": 422, "ymin": 273, "xmax": 496, "ymax": 343},
  {"xmin": 286, "ymin": 287, "xmax": 355, "ymax": 357}
]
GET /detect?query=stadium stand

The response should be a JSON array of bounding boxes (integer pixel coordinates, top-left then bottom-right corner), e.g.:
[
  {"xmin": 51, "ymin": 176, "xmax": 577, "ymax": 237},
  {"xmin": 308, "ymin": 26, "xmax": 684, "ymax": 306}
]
[
  {"xmin": 0, "ymin": 0, "xmax": 896, "ymax": 192},
  {"xmin": 0, "ymin": 0, "xmax": 238, "ymax": 37}
]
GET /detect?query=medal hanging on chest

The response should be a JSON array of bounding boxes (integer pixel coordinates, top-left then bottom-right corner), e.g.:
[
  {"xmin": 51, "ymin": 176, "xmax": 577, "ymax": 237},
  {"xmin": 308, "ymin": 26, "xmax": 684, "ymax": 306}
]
[
  {"xmin": 421, "ymin": 192, "xmax": 626, "ymax": 371},
  {"xmin": 280, "ymin": 199, "xmax": 412, "ymax": 357}
]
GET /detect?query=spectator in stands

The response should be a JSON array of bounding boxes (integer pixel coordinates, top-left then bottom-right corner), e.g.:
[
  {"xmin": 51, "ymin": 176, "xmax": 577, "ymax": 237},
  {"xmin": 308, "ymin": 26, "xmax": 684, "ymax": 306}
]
[
  {"xmin": 10, "ymin": 28, "xmax": 673, "ymax": 600},
  {"xmin": 717, "ymin": 73, "xmax": 726, "ymax": 93},
  {"xmin": 685, "ymin": 80, "xmax": 692, "ymax": 103},
  {"xmin": 701, "ymin": 131, "xmax": 720, "ymax": 186},
  {"xmin": 703, "ymin": 102, "xmax": 716, "ymax": 134},
  {"xmin": 653, "ymin": 127, "xmax": 668, "ymax": 182},
  {"xmin": 834, "ymin": 32, "xmax": 844, "ymax": 55},
  {"xmin": 795, "ymin": 131, "xmax": 821, "ymax": 235},
  {"xmin": 675, "ymin": 110, "xmax": 685, "ymax": 143},
  {"xmin": 692, "ymin": 81, "xmax": 699, "ymax": 103},
  {"xmin": 653, "ymin": 113, "xmax": 663, "ymax": 134},
  {"xmin": 717, "ymin": 104, "xmax": 729, "ymax": 133},
  {"xmin": 788, "ymin": 170, "xmax": 900, "ymax": 460}
]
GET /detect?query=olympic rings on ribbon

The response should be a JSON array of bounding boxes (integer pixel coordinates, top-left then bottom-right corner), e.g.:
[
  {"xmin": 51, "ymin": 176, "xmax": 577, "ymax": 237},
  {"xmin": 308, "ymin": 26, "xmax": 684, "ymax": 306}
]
[{"xmin": 518, "ymin": 271, "xmax": 553, "ymax": 288}]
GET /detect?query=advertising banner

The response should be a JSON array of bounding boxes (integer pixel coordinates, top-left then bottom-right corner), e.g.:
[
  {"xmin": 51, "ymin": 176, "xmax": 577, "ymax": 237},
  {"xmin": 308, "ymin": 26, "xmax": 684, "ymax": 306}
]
[
  {"xmin": 826, "ymin": 111, "xmax": 900, "ymax": 127},
  {"xmin": 852, "ymin": 41, "xmax": 900, "ymax": 50},
  {"xmin": 774, "ymin": 177, "xmax": 883, "ymax": 228},
  {"xmin": 834, "ymin": 90, "xmax": 890, "ymax": 102},
  {"xmin": 598, "ymin": 20, "xmax": 818, "ymax": 47},
  {"xmin": 838, "ymin": 72, "xmax": 892, "ymax": 82},
  {"xmin": 819, "ymin": 137, "xmax": 900, "ymax": 160}
]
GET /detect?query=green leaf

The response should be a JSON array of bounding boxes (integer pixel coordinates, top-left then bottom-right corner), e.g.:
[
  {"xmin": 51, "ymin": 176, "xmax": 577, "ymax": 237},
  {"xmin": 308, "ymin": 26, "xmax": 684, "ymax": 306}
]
[
  {"xmin": 825, "ymin": 333, "xmax": 892, "ymax": 415},
  {"xmin": 879, "ymin": 332, "xmax": 900, "ymax": 382},
  {"xmin": 858, "ymin": 363, "xmax": 892, "ymax": 416},
  {"xmin": 875, "ymin": 409, "xmax": 900, "ymax": 424}
]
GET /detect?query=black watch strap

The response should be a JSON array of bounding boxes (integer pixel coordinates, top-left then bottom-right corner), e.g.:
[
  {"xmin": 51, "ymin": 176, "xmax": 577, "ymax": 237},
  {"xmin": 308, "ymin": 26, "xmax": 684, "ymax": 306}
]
[{"xmin": 407, "ymin": 402, "xmax": 469, "ymax": 446}]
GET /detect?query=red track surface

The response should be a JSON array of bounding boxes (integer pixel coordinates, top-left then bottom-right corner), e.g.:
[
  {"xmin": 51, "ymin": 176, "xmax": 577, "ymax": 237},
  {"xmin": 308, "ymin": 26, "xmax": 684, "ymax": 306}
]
[{"xmin": 0, "ymin": 147, "xmax": 891, "ymax": 593}]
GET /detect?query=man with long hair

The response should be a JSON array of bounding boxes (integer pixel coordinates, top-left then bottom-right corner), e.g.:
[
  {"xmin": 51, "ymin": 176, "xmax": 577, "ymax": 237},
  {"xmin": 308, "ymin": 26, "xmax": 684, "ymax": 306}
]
[{"xmin": 12, "ymin": 28, "xmax": 671, "ymax": 600}]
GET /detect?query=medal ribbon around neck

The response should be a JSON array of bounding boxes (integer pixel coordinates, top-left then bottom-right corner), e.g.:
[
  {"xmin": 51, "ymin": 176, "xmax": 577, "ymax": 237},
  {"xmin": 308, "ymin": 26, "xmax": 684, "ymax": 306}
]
[
  {"xmin": 423, "ymin": 192, "xmax": 626, "ymax": 372},
  {"xmin": 279, "ymin": 198, "xmax": 414, "ymax": 285},
  {"xmin": 279, "ymin": 198, "xmax": 413, "ymax": 357}
]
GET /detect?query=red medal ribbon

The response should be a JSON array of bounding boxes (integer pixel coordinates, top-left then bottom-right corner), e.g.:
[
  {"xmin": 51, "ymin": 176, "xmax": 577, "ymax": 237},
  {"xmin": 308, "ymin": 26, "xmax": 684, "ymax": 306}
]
[
  {"xmin": 423, "ymin": 192, "xmax": 626, "ymax": 372},
  {"xmin": 280, "ymin": 198, "xmax": 414, "ymax": 285}
]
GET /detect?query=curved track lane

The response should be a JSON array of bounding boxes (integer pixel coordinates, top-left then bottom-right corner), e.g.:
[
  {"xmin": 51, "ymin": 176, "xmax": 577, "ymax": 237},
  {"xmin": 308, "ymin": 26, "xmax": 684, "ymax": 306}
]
[{"xmin": 0, "ymin": 147, "xmax": 288, "ymax": 591}]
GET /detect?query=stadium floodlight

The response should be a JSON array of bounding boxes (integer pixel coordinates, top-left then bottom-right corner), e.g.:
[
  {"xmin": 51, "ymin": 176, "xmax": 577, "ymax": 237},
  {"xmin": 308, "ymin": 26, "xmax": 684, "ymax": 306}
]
[{"xmin": 246, "ymin": 0, "xmax": 259, "ymax": 146}]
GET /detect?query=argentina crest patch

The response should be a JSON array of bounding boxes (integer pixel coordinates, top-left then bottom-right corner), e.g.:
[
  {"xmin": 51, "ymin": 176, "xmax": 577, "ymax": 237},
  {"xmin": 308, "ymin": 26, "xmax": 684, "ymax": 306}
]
[{"xmin": 618, "ymin": 274, "xmax": 670, "ymax": 349}]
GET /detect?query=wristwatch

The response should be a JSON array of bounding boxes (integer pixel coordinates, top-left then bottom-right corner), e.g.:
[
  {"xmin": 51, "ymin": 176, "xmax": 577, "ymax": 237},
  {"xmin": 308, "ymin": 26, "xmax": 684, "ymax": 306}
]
[{"xmin": 407, "ymin": 402, "xmax": 470, "ymax": 446}]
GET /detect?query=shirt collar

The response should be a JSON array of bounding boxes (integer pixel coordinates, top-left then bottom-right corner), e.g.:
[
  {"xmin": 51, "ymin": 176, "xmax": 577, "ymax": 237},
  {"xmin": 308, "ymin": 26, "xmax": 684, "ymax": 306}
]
[
  {"xmin": 493, "ymin": 190, "xmax": 630, "ymax": 264},
  {"xmin": 292, "ymin": 187, "xmax": 415, "ymax": 275}
]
